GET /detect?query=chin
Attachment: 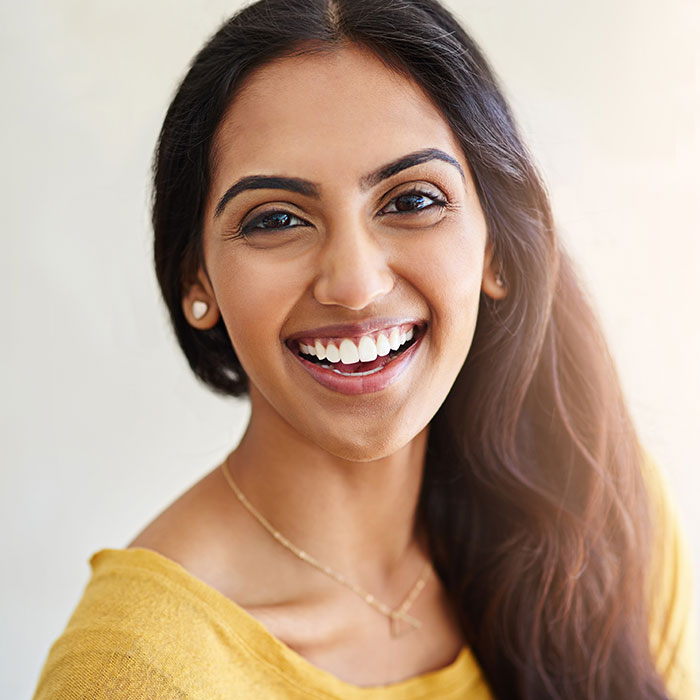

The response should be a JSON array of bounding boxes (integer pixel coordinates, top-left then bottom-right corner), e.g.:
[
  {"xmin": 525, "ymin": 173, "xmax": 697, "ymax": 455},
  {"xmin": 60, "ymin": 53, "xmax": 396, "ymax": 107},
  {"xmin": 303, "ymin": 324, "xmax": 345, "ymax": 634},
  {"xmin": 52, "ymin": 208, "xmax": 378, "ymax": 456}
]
[{"xmin": 302, "ymin": 420, "xmax": 426, "ymax": 463}]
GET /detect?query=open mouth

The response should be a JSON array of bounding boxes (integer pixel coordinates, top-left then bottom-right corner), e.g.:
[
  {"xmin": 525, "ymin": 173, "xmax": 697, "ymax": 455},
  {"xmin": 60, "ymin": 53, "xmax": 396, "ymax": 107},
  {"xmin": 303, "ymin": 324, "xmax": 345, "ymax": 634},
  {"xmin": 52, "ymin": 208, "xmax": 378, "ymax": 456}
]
[{"xmin": 289, "ymin": 322, "xmax": 425, "ymax": 377}]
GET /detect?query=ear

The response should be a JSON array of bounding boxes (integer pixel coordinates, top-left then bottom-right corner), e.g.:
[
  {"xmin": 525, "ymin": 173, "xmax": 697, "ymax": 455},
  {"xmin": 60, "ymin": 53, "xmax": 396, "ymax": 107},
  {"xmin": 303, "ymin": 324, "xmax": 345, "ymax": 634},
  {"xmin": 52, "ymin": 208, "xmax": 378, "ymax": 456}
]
[
  {"xmin": 182, "ymin": 268, "xmax": 221, "ymax": 330},
  {"xmin": 481, "ymin": 240, "xmax": 508, "ymax": 300}
]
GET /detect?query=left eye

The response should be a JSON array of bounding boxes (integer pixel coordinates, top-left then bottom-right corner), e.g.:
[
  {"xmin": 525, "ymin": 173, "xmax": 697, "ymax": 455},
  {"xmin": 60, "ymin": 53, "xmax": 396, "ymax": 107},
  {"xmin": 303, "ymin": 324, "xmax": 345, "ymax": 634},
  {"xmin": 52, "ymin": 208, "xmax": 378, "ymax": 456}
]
[{"xmin": 380, "ymin": 190, "xmax": 447, "ymax": 215}]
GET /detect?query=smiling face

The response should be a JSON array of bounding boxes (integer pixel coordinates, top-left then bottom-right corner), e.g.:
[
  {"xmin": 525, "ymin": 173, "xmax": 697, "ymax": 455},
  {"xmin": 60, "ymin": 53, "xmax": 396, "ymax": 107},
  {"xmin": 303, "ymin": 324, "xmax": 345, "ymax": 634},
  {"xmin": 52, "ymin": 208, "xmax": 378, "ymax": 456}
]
[{"xmin": 184, "ymin": 43, "xmax": 505, "ymax": 460}]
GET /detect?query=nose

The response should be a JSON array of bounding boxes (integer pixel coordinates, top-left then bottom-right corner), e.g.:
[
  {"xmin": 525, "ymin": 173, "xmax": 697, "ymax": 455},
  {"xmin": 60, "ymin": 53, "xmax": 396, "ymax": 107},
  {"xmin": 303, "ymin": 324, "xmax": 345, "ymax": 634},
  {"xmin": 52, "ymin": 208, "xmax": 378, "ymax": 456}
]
[{"xmin": 313, "ymin": 221, "xmax": 394, "ymax": 310}]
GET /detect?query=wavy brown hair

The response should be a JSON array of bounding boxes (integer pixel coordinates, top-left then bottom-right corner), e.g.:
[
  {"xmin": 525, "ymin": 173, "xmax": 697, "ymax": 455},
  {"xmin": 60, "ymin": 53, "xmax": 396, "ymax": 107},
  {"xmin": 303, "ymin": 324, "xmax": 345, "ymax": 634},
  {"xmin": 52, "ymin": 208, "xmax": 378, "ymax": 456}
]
[{"xmin": 152, "ymin": 0, "xmax": 669, "ymax": 697}]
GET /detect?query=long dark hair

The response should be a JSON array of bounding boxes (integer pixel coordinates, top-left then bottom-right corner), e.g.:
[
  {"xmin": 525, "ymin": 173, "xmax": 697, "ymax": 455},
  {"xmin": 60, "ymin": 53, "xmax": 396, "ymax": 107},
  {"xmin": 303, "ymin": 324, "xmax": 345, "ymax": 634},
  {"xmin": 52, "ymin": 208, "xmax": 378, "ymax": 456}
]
[{"xmin": 152, "ymin": 1, "xmax": 668, "ymax": 697}]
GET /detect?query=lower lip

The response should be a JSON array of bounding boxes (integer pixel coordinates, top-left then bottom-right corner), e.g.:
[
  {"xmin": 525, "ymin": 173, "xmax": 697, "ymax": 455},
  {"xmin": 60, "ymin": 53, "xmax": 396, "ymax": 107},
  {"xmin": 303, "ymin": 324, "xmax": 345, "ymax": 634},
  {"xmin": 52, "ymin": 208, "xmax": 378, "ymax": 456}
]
[{"xmin": 290, "ymin": 335, "xmax": 423, "ymax": 395}]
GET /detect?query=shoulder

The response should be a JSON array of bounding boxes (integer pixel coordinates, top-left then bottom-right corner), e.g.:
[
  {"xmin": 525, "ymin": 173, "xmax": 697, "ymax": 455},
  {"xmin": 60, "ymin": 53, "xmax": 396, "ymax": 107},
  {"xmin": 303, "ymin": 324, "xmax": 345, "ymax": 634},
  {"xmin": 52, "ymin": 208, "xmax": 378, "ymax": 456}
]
[
  {"xmin": 33, "ymin": 546, "xmax": 283, "ymax": 700},
  {"xmin": 34, "ymin": 466, "xmax": 249, "ymax": 700},
  {"xmin": 126, "ymin": 463, "xmax": 296, "ymax": 609},
  {"xmin": 128, "ymin": 466, "xmax": 222, "ymax": 556},
  {"xmin": 32, "ymin": 466, "xmax": 327, "ymax": 700},
  {"xmin": 33, "ymin": 548, "xmax": 203, "ymax": 700},
  {"xmin": 127, "ymin": 465, "xmax": 245, "ymax": 592},
  {"xmin": 642, "ymin": 456, "xmax": 699, "ymax": 700}
]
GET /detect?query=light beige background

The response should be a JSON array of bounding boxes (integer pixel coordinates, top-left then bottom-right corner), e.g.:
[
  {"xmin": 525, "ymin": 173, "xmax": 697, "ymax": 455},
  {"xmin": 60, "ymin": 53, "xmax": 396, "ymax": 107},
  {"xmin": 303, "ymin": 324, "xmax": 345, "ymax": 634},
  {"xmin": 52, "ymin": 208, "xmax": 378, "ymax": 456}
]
[{"xmin": 2, "ymin": 1, "xmax": 698, "ymax": 696}]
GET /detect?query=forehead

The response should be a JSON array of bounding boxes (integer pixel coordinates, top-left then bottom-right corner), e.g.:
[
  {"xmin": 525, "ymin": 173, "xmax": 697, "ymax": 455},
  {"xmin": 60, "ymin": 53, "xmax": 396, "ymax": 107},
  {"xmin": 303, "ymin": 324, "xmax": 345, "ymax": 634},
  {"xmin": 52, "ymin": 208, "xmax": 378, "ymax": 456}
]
[{"xmin": 211, "ymin": 43, "xmax": 465, "ymax": 191}]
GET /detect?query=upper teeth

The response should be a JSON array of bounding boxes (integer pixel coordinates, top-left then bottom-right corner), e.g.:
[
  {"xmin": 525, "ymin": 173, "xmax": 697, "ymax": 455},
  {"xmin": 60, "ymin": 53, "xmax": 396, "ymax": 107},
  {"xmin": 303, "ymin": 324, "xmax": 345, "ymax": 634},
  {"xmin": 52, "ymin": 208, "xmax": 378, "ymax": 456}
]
[{"xmin": 298, "ymin": 325, "xmax": 415, "ymax": 364}]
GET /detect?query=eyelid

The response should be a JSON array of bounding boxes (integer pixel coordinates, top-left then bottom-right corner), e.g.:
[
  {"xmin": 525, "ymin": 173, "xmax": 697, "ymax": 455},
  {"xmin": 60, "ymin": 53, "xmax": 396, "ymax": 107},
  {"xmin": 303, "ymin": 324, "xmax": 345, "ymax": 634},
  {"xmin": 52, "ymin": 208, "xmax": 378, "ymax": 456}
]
[
  {"xmin": 227, "ymin": 201, "xmax": 311, "ymax": 239},
  {"xmin": 377, "ymin": 179, "xmax": 449, "ymax": 206},
  {"xmin": 247, "ymin": 210, "xmax": 308, "ymax": 229},
  {"xmin": 243, "ymin": 199, "xmax": 307, "ymax": 221},
  {"xmin": 376, "ymin": 184, "xmax": 449, "ymax": 216}
]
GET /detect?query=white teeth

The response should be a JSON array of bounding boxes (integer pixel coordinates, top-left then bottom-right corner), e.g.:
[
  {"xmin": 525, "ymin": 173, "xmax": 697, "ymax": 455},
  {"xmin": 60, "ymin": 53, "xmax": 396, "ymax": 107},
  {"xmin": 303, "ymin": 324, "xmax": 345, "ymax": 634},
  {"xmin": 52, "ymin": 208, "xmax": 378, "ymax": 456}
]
[
  {"xmin": 358, "ymin": 336, "xmax": 378, "ymax": 362},
  {"xmin": 339, "ymin": 338, "xmax": 360, "ymax": 364},
  {"xmin": 325, "ymin": 342, "xmax": 340, "ymax": 363},
  {"xmin": 376, "ymin": 333, "xmax": 390, "ymax": 356},
  {"xmin": 298, "ymin": 325, "xmax": 418, "ymax": 364},
  {"xmin": 389, "ymin": 328, "xmax": 401, "ymax": 351}
]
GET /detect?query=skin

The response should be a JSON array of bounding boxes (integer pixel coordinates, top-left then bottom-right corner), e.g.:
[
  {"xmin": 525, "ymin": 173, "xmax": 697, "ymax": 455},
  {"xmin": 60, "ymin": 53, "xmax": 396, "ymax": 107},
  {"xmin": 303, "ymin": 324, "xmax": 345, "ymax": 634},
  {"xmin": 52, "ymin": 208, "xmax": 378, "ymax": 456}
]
[{"xmin": 131, "ymin": 43, "xmax": 506, "ymax": 686}]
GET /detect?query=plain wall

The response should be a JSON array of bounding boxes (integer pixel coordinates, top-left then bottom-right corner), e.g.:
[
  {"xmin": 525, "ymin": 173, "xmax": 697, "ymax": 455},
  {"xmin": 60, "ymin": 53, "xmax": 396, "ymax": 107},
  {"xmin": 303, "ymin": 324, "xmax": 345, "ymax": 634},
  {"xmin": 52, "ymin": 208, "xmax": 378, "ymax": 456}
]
[{"xmin": 2, "ymin": 1, "xmax": 698, "ymax": 696}]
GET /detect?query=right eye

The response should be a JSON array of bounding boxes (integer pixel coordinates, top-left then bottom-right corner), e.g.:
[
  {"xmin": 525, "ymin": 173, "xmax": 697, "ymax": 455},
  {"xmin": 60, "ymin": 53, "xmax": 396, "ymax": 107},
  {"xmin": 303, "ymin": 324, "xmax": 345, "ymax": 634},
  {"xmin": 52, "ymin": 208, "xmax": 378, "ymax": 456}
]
[{"xmin": 241, "ymin": 210, "xmax": 310, "ymax": 236}]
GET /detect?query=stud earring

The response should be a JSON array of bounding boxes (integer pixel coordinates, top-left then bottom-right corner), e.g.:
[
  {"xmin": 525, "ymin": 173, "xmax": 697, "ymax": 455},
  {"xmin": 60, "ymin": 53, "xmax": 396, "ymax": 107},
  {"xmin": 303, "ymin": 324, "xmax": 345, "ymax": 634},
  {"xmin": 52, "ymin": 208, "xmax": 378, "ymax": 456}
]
[
  {"xmin": 192, "ymin": 300, "xmax": 208, "ymax": 320},
  {"xmin": 495, "ymin": 271, "xmax": 505, "ymax": 288}
]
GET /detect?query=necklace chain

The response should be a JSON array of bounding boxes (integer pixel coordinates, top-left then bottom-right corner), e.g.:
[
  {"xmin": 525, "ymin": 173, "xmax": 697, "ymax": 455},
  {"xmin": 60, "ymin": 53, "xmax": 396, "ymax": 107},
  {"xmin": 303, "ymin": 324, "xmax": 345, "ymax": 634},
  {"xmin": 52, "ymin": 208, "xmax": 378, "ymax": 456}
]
[{"xmin": 220, "ymin": 460, "xmax": 430, "ymax": 636}]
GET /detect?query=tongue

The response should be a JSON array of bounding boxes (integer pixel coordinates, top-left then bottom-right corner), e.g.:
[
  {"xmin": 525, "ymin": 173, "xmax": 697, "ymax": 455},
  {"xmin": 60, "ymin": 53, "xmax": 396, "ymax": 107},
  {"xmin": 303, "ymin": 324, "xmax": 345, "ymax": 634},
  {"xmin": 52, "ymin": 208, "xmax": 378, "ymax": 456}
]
[{"xmin": 333, "ymin": 353, "xmax": 394, "ymax": 373}]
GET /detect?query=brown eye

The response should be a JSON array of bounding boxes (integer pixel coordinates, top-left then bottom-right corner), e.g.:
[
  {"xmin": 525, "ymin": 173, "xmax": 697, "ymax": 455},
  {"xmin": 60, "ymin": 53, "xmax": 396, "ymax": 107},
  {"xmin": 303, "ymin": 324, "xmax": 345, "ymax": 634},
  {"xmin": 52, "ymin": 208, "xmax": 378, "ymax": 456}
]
[
  {"xmin": 379, "ymin": 189, "xmax": 447, "ymax": 216},
  {"xmin": 241, "ymin": 210, "xmax": 309, "ymax": 236},
  {"xmin": 396, "ymin": 193, "xmax": 431, "ymax": 211},
  {"xmin": 259, "ymin": 212, "xmax": 292, "ymax": 228}
]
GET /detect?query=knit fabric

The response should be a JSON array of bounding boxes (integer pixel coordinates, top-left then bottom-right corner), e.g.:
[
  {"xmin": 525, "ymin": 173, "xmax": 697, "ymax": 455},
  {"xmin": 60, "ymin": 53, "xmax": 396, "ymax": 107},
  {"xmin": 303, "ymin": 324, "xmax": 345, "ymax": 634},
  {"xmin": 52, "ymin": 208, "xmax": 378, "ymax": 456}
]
[
  {"xmin": 34, "ymin": 548, "xmax": 487, "ymax": 699},
  {"xmin": 34, "ymin": 463, "xmax": 697, "ymax": 699}
]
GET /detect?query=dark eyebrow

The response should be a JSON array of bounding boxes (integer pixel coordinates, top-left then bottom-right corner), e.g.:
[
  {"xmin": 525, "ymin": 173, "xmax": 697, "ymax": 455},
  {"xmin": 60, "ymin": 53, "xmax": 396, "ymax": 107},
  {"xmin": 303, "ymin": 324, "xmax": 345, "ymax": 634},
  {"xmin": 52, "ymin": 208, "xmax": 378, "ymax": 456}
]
[
  {"xmin": 213, "ymin": 148, "xmax": 465, "ymax": 219},
  {"xmin": 359, "ymin": 148, "xmax": 465, "ymax": 189},
  {"xmin": 214, "ymin": 176, "xmax": 320, "ymax": 218}
]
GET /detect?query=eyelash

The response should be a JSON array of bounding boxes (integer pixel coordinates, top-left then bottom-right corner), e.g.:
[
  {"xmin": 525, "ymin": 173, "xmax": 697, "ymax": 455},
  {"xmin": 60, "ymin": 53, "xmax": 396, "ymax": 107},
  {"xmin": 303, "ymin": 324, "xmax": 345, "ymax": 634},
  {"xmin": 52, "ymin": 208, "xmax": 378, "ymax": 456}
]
[{"xmin": 229, "ymin": 187, "xmax": 449, "ymax": 239}]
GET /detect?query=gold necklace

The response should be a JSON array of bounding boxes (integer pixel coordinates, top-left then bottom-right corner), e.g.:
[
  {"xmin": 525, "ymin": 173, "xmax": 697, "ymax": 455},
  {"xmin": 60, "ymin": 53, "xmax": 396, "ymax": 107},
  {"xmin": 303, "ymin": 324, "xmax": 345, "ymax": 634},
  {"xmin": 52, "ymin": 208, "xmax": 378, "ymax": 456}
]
[{"xmin": 220, "ymin": 459, "xmax": 431, "ymax": 637}]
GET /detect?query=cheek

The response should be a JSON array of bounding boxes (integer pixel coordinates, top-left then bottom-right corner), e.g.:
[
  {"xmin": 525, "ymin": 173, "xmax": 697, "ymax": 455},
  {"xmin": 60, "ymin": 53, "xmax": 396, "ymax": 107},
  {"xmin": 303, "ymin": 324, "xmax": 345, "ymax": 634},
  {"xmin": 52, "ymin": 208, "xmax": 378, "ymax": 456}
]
[
  {"xmin": 402, "ymin": 223, "xmax": 486, "ymax": 337},
  {"xmin": 210, "ymin": 254, "xmax": 305, "ymax": 362}
]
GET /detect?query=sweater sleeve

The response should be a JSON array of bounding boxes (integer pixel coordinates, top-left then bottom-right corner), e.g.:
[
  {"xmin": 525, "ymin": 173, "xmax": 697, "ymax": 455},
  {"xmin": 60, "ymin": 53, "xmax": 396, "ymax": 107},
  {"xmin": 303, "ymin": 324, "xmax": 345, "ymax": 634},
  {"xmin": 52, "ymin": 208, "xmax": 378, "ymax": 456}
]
[
  {"xmin": 31, "ymin": 552, "xmax": 215, "ymax": 700},
  {"xmin": 645, "ymin": 459, "xmax": 699, "ymax": 700},
  {"xmin": 33, "ymin": 628, "xmax": 190, "ymax": 700}
]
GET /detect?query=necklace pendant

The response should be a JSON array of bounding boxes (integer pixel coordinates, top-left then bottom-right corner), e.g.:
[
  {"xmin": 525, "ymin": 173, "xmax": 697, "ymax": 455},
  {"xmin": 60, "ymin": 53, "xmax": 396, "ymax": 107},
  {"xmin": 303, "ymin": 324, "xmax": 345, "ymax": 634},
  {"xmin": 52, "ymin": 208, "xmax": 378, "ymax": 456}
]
[
  {"xmin": 391, "ymin": 616, "xmax": 410, "ymax": 638},
  {"xmin": 390, "ymin": 610, "xmax": 422, "ymax": 638}
]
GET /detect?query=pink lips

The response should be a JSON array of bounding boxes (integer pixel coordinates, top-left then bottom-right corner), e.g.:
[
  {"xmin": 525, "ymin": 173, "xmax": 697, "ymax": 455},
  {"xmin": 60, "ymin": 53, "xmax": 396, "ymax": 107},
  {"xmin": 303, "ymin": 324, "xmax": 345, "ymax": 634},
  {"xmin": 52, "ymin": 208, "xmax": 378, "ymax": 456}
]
[{"xmin": 288, "ymin": 327, "xmax": 424, "ymax": 395}]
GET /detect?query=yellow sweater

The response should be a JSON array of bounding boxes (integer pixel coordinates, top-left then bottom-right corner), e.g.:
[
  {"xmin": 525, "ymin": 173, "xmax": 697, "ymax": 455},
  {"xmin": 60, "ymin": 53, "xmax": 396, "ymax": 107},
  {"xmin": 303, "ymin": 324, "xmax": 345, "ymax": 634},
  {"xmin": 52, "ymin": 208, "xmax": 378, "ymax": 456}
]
[
  {"xmin": 34, "ymin": 474, "xmax": 698, "ymax": 699},
  {"xmin": 35, "ymin": 548, "xmax": 486, "ymax": 699}
]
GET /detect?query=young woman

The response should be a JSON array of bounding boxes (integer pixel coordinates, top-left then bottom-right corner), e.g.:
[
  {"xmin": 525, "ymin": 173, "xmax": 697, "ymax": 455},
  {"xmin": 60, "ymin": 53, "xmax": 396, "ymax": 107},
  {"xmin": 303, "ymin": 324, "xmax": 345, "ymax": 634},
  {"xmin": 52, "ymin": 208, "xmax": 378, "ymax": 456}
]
[{"xmin": 34, "ymin": 0, "xmax": 697, "ymax": 698}]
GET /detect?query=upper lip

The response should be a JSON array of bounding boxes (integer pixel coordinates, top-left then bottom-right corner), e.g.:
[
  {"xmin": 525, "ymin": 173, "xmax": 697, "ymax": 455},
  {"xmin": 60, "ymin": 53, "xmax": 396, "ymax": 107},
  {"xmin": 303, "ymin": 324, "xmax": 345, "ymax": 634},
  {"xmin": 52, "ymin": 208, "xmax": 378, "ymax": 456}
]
[{"xmin": 285, "ymin": 318, "xmax": 426, "ymax": 342}]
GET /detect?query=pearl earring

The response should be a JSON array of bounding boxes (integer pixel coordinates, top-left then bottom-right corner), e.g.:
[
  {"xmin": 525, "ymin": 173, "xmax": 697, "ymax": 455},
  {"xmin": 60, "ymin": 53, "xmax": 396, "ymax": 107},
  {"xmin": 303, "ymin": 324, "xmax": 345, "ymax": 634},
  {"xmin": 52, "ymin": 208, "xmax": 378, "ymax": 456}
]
[
  {"xmin": 495, "ymin": 271, "xmax": 505, "ymax": 288},
  {"xmin": 192, "ymin": 300, "xmax": 208, "ymax": 320}
]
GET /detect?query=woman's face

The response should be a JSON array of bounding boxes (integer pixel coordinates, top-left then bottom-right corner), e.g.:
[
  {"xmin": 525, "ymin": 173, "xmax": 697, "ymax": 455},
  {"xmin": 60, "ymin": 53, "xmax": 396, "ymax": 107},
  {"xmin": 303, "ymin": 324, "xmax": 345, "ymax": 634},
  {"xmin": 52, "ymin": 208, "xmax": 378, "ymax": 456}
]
[{"xmin": 190, "ymin": 43, "xmax": 504, "ymax": 460}]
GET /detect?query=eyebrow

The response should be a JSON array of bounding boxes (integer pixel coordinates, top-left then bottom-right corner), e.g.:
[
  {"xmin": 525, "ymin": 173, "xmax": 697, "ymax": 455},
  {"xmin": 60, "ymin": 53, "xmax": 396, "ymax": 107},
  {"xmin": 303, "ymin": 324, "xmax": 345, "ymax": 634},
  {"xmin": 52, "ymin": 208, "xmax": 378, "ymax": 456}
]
[{"xmin": 213, "ymin": 148, "xmax": 465, "ymax": 219}]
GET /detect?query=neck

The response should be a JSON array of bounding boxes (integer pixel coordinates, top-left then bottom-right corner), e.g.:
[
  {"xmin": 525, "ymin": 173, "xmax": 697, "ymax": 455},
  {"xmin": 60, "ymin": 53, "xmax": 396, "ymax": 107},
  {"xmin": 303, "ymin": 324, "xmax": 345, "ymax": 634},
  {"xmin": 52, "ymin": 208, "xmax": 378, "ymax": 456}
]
[{"xmin": 227, "ymin": 389, "xmax": 429, "ymax": 579}]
